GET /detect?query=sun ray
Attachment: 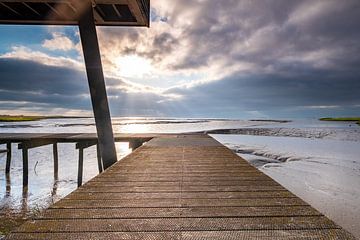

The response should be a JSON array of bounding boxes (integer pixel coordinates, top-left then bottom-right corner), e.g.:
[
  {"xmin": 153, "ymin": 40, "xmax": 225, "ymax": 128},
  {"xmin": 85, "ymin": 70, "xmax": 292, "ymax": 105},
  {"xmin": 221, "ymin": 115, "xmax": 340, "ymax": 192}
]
[{"xmin": 115, "ymin": 55, "xmax": 152, "ymax": 78}]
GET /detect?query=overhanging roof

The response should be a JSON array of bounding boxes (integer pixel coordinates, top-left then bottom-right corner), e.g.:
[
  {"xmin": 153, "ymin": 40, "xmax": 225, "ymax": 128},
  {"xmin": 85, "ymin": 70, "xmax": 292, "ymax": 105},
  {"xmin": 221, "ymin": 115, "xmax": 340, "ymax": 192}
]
[{"xmin": 0, "ymin": 0, "xmax": 150, "ymax": 26}]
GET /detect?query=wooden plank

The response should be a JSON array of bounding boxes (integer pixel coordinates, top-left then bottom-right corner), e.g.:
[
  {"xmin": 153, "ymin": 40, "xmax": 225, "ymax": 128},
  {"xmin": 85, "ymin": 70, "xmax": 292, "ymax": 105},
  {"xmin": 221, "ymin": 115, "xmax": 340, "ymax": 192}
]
[
  {"xmin": 37, "ymin": 206, "xmax": 321, "ymax": 219},
  {"xmin": 51, "ymin": 198, "xmax": 308, "ymax": 208},
  {"xmin": 92, "ymin": 176, "xmax": 273, "ymax": 182},
  {"xmin": 76, "ymin": 141, "xmax": 97, "ymax": 149},
  {"xmin": 65, "ymin": 191, "xmax": 296, "ymax": 200},
  {"xmin": 7, "ymin": 229, "xmax": 355, "ymax": 240},
  {"xmin": 74, "ymin": 185, "xmax": 287, "ymax": 193},
  {"xmin": 0, "ymin": 133, "xmax": 158, "ymax": 142},
  {"xmin": 84, "ymin": 180, "xmax": 279, "ymax": 187},
  {"xmin": 0, "ymin": 133, "xmax": 55, "ymax": 142},
  {"xmin": 6, "ymin": 134, "xmax": 355, "ymax": 239},
  {"xmin": 18, "ymin": 139, "xmax": 56, "ymax": 149},
  {"xmin": 94, "ymin": 175, "xmax": 270, "ymax": 182},
  {"xmin": 11, "ymin": 216, "xmax": 338, "ymax": 232}
]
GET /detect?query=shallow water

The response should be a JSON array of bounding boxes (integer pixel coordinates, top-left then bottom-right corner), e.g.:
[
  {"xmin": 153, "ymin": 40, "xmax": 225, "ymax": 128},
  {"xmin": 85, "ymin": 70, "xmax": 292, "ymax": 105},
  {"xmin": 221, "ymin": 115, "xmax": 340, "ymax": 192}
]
[
  {"xmin": 0, "ymin": 117, "xmax": 276, "ymax": 133},
  {"xmin": 0, "ymin": 118, "xmax": 359, "ymax": 237},
  {"xmin": 0, "ymin": 142, "xmax": 130, "ymax": 212}
]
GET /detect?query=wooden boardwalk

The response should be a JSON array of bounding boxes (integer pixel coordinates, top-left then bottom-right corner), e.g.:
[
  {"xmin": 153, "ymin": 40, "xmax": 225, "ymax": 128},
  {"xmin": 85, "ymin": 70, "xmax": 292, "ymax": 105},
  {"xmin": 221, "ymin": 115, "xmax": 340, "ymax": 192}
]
[
  {"xmin": 6, "ymin": 134, "xmax": 355, "ymax": 239},
  {"xmin": 0, "ymin": 133, "xmax": 157, "ymax": 186},
  {"xmin": 0, "ymin": 133, "xmax": 156, "ymax": 143}
]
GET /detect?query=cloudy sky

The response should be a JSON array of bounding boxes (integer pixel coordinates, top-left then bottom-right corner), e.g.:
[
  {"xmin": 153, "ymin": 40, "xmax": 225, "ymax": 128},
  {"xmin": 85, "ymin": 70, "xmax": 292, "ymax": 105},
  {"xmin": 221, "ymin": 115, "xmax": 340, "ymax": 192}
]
[{"xmin": 0, "ymin": 0, "xmax": 359, "ymax": 119}]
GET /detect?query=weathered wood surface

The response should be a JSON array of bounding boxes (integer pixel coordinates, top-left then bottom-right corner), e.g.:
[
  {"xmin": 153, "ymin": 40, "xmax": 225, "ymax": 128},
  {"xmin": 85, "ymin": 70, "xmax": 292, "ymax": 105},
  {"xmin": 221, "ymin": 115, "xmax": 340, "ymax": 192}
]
[
  {"xmin": 6, "ymin": 134, "xmax": 355, "ymax": 239},
  {"xmin": 0, "ymin": 133, "xmax": 157, "ymax": 143},
  {"xmin": 0, "ymin": 133, "xmax": 158, "ymax": 186}
]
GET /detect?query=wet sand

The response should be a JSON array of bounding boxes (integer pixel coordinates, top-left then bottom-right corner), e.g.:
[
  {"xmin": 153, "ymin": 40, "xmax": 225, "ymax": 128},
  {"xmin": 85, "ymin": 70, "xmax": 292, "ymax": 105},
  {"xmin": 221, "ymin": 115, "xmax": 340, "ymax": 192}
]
[{"xmin": 212, "ymin": 134, "xmax": 360, "ymax": 238}]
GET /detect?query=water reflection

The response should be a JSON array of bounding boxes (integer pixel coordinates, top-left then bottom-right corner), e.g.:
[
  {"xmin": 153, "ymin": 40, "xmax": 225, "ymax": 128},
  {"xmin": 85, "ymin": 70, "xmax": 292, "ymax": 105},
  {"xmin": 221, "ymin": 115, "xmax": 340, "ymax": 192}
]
[
  {"xmin": 21, "ymin": 187, "xmax": 28, "ymax": 213},
  {"xmin": 51, "ymin": 179, "xmax": 59, "ymax": 198},
  {"xmin": 0, "ymin": 142, "xmax": 130, "ymax": 216},
  {"xmin": 5, "ymin": 173, "xmax": 11, "ymax": 197},
  {"xmin": 117, "ymin": 123, "xmax": 150, "ymax": 133}
]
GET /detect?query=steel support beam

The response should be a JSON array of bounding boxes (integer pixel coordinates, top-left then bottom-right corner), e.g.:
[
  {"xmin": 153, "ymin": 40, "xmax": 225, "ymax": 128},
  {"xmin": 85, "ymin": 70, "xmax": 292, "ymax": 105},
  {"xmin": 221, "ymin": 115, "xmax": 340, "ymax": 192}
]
[{"xmin": 78, "ymin": 1, "xmax": 117, "ymax": 169}]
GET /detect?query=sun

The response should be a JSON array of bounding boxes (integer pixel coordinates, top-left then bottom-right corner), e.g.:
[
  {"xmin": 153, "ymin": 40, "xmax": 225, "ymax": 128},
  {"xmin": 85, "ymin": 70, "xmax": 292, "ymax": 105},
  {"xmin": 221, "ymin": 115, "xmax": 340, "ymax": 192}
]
[{"xmin": 115, "ymin": 55, "xmax": 152, "ymax": 78}]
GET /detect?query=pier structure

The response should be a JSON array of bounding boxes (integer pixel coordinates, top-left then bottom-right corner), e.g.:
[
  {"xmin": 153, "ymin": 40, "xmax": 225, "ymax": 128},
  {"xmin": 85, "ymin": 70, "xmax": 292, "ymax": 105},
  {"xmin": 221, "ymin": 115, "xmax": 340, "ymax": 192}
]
[
  {"xmin": 0, "ymin": 1, "xmax": 356, "ymax": 239},
  {"xmin": 0, "ymin": 0, "xmax": 150, "ymax": 170},
  {"xmin": 5, "ymin": 134, "xmax": 355, "ymax": 239},
  {"xmin": 0, "ymin": 133, "xmax": 155, "ymax": 187}
]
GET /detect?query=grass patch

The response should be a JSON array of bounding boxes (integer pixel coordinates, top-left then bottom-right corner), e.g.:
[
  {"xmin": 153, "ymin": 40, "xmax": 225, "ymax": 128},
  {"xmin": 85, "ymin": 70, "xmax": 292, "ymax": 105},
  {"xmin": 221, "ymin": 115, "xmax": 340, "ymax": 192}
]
[
  {"xmin": 0, "ymin": 115, "xmax": 90, "ymax": 122},
  {"xmin": 319, "ymin": 117, "xmax": 360, "ymax": 125},
  {"xmin": 0, "ymin": 116, "xmax": 44, "ymax": 122}
]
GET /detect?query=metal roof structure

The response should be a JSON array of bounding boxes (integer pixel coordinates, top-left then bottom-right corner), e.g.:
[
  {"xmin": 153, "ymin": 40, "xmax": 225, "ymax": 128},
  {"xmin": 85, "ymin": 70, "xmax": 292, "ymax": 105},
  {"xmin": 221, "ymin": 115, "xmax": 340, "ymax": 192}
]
[
  {"xmin": 0, "ymin": 0, "xmax": 151, "ymax": 171},
  {"xmin": 0, "ymin": 0, "xmax": 149, "ymax": 26}
]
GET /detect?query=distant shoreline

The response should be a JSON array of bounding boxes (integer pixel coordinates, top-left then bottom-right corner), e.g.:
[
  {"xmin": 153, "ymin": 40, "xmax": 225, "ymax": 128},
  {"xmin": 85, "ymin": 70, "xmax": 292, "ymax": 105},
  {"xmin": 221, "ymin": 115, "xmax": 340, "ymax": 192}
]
[
  {"xmin": 0, "ymin": 116, "xmax": 292, "ymax": 123},
  {"xmin": 0, "ymin": 115, "xmax": 90, "ymax": 122},
  {"xmin": 320, "ymin": 117, "xmax": 360, "ymax": 125},
  {"xmin": 249, "ymin": 119, "xmax": 290, "ymax": 123}
]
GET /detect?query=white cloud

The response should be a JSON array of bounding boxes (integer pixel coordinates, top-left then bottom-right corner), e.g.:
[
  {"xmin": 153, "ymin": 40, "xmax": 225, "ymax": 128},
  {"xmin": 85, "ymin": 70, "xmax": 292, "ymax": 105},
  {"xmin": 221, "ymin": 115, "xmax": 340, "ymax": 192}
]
[
  {"xmin": 303, "ymin": 105, "xmax": 340, "ymax": 109},
  {"xmin": 279, "ymin": 48, "xmax": 342, "ymax": 69},
  {"xmin": 0, "ymin": 46, "xmax": 84, "ymax": 70},
  {"xmin": 42, "ymin": 32, "xmax": 80, "ymax": 52},
  {"xmin": 287, "ymin": 0, "xmax": 339, "ymax": 26}
]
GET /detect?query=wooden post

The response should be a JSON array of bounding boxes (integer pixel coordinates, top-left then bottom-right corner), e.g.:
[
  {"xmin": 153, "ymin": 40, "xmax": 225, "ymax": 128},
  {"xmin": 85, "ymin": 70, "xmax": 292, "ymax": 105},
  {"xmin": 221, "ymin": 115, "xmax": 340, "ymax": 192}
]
[
  {"xmin": 53, "ymin": 143, "xmax": 58, "ymax": 179},
  {"xmin": 129, "ymin": 139, "xmax": 143, "ymax": 151},
  {"xmin": 96, "ymin": 144, "xmax": 103, "ymax": 173},
  {"xmin": 22, "ymin": 148, "xmax": 28, "ymax": 187},
  {"xmin": 77, "ymin": 148, "xmax": 84, "ymax": 187},
  {"xmin": 78, "ymin": 1, "xmax": 117, "ymax": 170},
  {"xmin": 5, "ymin": 142, "xmax": 11, "ymax": 174}
]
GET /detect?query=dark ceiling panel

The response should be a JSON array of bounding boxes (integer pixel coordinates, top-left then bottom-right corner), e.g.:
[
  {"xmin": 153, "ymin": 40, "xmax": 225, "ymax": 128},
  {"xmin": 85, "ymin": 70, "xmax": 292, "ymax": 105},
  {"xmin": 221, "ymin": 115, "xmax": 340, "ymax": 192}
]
[
  {"xmin": 115, "ymin": 4, "xmax": 136, "ymax": 22},
  {"xmin": 0, "ymin": 0, "xmax": 150, "ymax": 26},
  {"xmin": 26, "ymin": 2, "xmax": 52, "ymax": 19},
  {"xmin": 95, "ymin": 4, "xmax": 136, "ymax": 22},
  {"xmin": 96, "ymin": 4, "xmax": 120, "ymax": 22}
]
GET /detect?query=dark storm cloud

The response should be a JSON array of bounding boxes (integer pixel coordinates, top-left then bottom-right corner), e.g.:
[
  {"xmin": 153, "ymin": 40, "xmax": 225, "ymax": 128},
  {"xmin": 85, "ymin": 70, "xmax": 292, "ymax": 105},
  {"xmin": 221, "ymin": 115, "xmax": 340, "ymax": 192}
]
[
  {"xmin": 0, "ymin": 58, "xmax": 180, "ymax": 115},
  {"xmin": 162, "ymin": 0, "xmax": 360, "ymax": 117},
  {"xmin": 165, "ymin": 68, "xmax": 360, "ymax": 117},
  {"xmin": 0, "ymin": 58, "xmax": 88, "ymax": 95},
  {"xmin": 170, "ymin": 0, "xmax": 360, "ymax": 72},
  {"xmin": 97, "ymin": 0, "xmax": 360, "ymax": 99},
  {"xmin": 1, "ymin": 0, "xmax": 360, "ymax": 117},
  {"xmin": 0, "ymin": 89, "xmax": 89, "ymax": 110},
  {"xmin": 99, "ymin": 0, "xmax": 360, "ymax": 75},
  {"xmin": 0, "ymin": 56, "xmax": 359, "ymax": 118}
]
